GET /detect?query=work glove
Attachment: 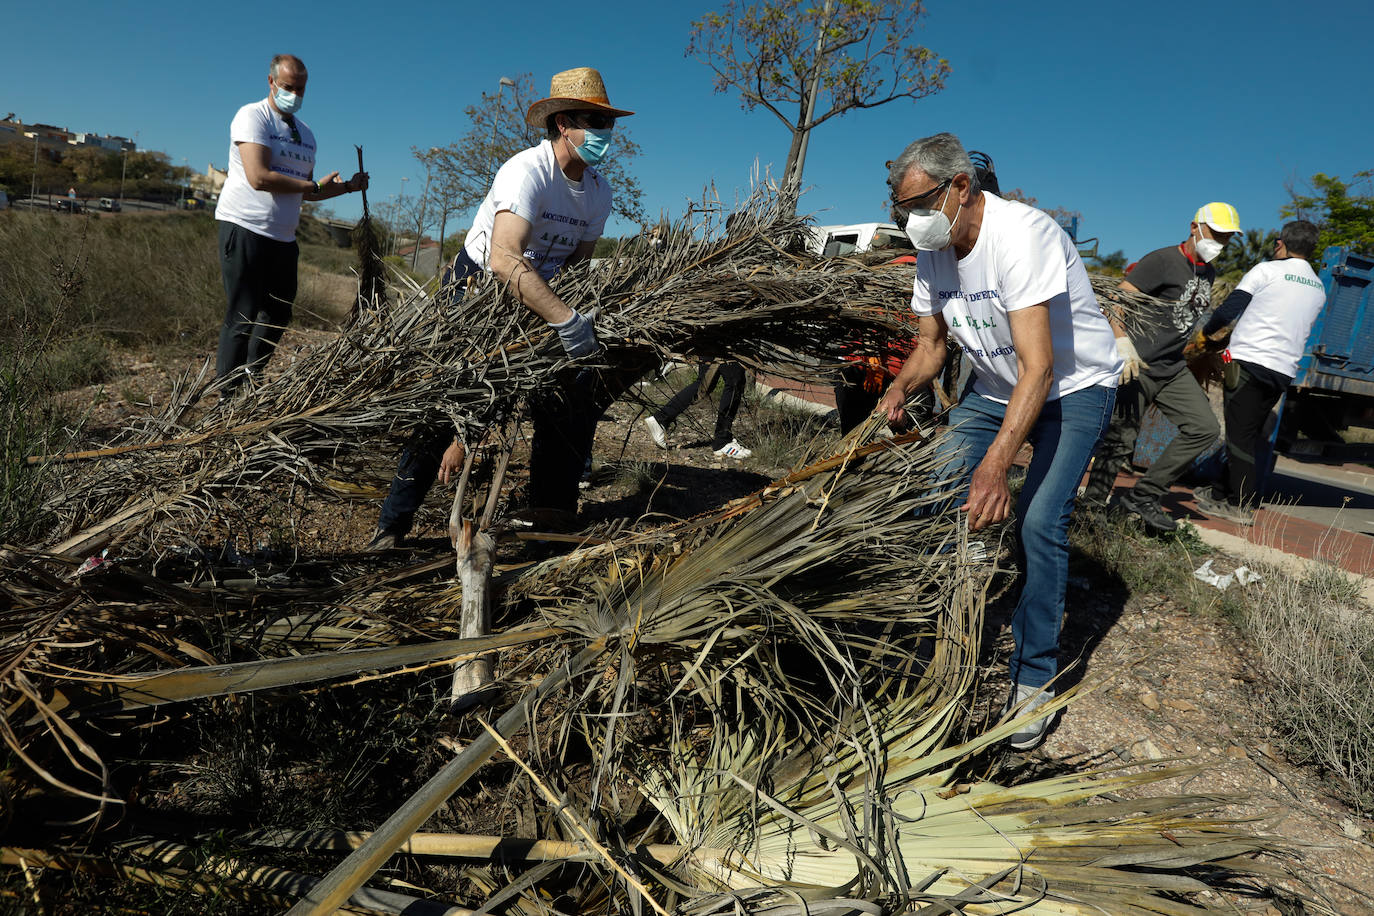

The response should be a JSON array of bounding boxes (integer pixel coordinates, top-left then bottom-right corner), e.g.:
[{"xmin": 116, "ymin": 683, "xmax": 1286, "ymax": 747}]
[
  {"xmin": 550, "ymin": 310, "xmax": 601, "ymax": 359},
  {"xmin": 1115, "ymin": 335, "xmax": 1148, "ymax": 385}
]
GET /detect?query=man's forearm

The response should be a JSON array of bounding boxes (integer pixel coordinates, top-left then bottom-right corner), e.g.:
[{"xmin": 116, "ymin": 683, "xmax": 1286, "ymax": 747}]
[
  {"xmin": 247, "ymin": 169, "xmax": 313, "ymax": 195},
  {"xmin": 887, "ymin": 339, "xmax": 947, "ymax": 401},
  {"xmin": 491, "ymin": 254, "xmax": 575, "ymax": 324}
]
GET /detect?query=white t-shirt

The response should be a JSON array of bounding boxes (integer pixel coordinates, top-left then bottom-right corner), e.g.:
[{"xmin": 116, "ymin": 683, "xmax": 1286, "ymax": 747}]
[
  {"xmin": 215, "ymin": 98, "xmax": 316, "ymax": 243},
  {"xmin": 1226, "ymin": 259, "xmax": 1327, "ymax": 378},
  {"xmin": 463, "ymin": 140, "xmax": 611, "ymax": 280},
  {"xmin": 910, "ymin": 193, "xmax": 1122, "ymax": 403}
]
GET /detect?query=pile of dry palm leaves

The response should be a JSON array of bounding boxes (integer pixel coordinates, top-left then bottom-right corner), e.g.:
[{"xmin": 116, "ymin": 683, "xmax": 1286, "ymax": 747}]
[{"xmin": 0, "ymin": 195, "xmax": 1312, "ymax": 913}]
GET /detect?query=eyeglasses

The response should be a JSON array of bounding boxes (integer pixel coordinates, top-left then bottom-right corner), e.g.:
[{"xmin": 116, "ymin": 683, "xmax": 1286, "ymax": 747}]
[
  {"xmin": 285, "ymin": 121, "xmax": 301, "ymax": 144},
  {"xmin": 570, "ymin": 111, "xmax": 616, "ymax": 130},
  {"xmin": 890, "ymin": 178, "xmax": 951, "ymax": 227}
]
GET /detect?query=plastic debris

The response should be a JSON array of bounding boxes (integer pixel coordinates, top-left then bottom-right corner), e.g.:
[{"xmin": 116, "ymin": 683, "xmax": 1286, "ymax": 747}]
[
  {"xmin": 72, "ymin": 549, "xmax": 110, "ymax": 579},
  {"xmin": 1193, "ymin": 559, "xmax": 1261, "ymax": 590}
]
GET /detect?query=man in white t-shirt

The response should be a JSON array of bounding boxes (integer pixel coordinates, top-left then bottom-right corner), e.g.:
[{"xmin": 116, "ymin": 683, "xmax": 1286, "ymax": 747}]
[
  {"xmin": 214, "ymin": 54, "xmax": 368, "ymax": 389},
  {"xmin": 876, "ymin": 132, "xmax": 1122, "ymax": 751},
  {"xmin": 1193, "ymin": 220, "xmax": 1327, "ymax": 525},
  {"xmin": 371, "ymin": 67, "xmax": 633, "ymax": 548}
]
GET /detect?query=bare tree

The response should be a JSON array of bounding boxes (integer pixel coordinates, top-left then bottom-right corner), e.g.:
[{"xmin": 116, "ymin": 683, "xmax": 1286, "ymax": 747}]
[{"xmin": 689, "ymin": 0, "xmax": 951, "ymax": 214}]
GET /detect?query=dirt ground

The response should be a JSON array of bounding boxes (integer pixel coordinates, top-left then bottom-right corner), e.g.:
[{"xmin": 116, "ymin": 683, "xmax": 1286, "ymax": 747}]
[{"xmin": 62, "ymin": 331, "xmax": 1374, "ymax": 914}]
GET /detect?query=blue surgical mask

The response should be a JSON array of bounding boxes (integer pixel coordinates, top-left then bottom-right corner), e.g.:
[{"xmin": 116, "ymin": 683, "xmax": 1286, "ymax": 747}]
[
  {"xmin": 573, "ymin": 128, "xmax": 613, "ymax": 166},
  {"xmin": 273, "ymin": 85, "xmax": 303, "ymax": 116}
]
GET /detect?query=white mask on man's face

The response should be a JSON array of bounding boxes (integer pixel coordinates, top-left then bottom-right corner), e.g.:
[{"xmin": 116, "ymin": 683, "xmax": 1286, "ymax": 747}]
[
  {"xmin": 1194, "ymin": 226, "xmax": 1223, "ymax": 263},
  {"xmin": 902, "ymin": 185, "xmax": 961, "ymax": 251}
]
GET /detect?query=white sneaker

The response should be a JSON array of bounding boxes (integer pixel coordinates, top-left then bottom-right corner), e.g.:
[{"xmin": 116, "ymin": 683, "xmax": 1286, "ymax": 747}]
[
  {"xmin": 713, "ymin": 439, "xmax": 752, "ymax": 459},
  {"xmin": 643, "ymin": 416, "xmax": 668, "ymax": 449},
  {"xmin": 1003, "ymin": 683, "xmax": 1056, "ymax": 751}
]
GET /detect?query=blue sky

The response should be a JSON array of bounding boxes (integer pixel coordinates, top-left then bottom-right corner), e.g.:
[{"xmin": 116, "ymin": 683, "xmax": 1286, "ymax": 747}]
[{"xmin": 4, "ymin": 0, "xmax": 1370, "ymax": 261}]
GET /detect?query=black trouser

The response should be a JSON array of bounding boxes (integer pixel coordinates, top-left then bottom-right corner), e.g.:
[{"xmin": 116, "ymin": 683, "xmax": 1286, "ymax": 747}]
[
  {"xmin": 530, "ymin": 359, "xmax": 655, "ymax": 512},
  {"xmin": 1083, "ymin": 366, "xmax": 1220, "ymax": 504},
  {"xmin": 1218, "ymin": 359, "xmax": 1290, "ymax": 509},
  {"xmin": 653, "ymin": 362, "xmax": 746, "ymax": 449},
  {"xmin": 216, "ymin": 221, "xmax": 298, "ymax": 382}
]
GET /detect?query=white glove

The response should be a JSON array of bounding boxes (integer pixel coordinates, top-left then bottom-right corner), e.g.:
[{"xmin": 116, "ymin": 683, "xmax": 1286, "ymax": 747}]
[
  {"xmin": 550, "ymin": 310, "xmax": 601, "ymax": 359},
  {"xmin": 1115, "ymin": 335, "xmax": 1148, "ymax": 385}
]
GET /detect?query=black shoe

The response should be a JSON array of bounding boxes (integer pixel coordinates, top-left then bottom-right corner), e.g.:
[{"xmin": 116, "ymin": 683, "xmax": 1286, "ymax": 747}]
[
  {"xmin": 1116, "ymin": 488, "xmax": 1178, "ymax": 534},
  {"xmin": 367, "ymin": 527, "xmax": 405, "ymax": 551}
]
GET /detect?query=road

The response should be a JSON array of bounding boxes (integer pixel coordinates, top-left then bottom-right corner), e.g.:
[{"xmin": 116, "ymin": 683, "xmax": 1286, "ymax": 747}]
[{"xmin": 1265, "ymin": 455, "xmax": 1374, "ymax": 537}]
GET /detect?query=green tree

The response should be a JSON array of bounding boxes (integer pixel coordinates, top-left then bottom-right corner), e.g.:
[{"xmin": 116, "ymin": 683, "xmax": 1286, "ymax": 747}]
[
  {"xmin": 1088, "ymin": 249, "xmax": 1128, "ymax": 274},
  {"xmin": 1282, "ymin": 170, "xmax": 1374, "ymax": 255},
  {"xmin": 64, "ymin": 147, "xmax": 119, "ymax": 184},
  {"xmin": 688, "ymin": 0, "xmax": 950, "ymax": 214},
  {"xmin": 1213, "ymin": 227, "xmax": 1277, "ymax": 283},
  {"xmin": 427, "ymin": 73, "xmax": 646, "ymax": 229}
]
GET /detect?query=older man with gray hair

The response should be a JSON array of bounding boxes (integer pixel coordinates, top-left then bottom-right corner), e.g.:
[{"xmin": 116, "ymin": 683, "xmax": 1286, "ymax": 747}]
[{"xmin": 876, "ymin": 132, "xmax": 1122, "ymax": 749}]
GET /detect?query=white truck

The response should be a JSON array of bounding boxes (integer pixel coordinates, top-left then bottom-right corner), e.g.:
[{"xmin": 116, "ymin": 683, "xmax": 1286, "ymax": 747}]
[{"xmin": 807, "ymin": 222, "xmax": 912, "ymax": 258}]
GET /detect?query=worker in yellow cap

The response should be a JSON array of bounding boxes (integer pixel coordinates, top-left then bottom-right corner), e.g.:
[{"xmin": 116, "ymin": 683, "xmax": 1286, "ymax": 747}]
[{"xmin": 1082, "ymin": 202, "xmax": 1240, "ymax": 533}]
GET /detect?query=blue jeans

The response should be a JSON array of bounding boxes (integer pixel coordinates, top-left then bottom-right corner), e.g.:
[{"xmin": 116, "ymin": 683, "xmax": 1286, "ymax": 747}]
[{"xmin": 935, "ymin": 385, "xmax": 1116, "ymax": 689}]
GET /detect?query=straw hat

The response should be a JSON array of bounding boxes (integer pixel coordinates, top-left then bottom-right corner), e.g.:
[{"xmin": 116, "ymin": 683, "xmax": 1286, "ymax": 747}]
[{"xmin": 525, "ymin": 67, "xmax": 634, "ymax": 128}]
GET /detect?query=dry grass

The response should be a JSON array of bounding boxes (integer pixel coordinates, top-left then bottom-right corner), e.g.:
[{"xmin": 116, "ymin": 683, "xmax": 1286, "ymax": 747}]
[{"xmin": 1236, "ymin": 558, "xmax": 1374, "ymax": 812}]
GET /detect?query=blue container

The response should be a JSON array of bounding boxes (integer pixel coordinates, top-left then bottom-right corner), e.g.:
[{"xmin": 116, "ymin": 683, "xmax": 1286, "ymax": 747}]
[{"xmin": 1294, "ymin": 246, "xmax": 1374, "ymax": 398}]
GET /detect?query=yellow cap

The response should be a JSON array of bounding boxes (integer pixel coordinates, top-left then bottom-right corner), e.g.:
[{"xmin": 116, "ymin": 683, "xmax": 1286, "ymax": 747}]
[{"xmin": 1194, "ymin": 202, "xmax": 1240, "ymax": 233}]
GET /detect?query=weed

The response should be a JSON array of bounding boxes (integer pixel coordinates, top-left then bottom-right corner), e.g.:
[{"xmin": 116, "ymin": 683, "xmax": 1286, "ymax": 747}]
[
  {"xmin": 0, "ymin": 369, "xmax": 62, "ymax": 543},
  {"xmin": 1238, "ymin": 561, "xmax": 1374, "ymax": 813},
  {"xmin": 742, "ymin": 395, "xmax": 839, "ymax": 471},
  {"xmin": 612, "ymin": 459, "xmax": 664, "ymax": 494}
]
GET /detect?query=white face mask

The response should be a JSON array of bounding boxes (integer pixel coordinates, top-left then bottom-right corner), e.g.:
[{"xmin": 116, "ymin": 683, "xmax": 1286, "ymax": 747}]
[
  {"xmin": 1194, "ymin": 226, "xmax": 1223, "ymax": 263},
  {"xmin": 902, "ymin": 185, "xmax": 961, "ymax": 251}
]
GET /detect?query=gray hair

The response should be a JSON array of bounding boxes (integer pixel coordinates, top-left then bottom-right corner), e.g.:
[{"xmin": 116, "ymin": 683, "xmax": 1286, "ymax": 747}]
[
  {"xmin": 888, "ymin": 132, "xmax": 979, "ymax": 196},
  {"xmin": 270, "ymin": 54, "xmax": 306, "ymax": 80}
]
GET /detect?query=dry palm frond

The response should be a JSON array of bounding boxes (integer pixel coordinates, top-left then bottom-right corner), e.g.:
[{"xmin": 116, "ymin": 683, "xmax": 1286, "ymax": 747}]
[
  {"xmin": 0, "ymin": 188, "xmax": 1278, "ymax": 913},
  {"xmin": 37, "ymin": 193, "xmax": 915, "ymax": 558},
  {"xmin": 642, "ymin": 683, "xmax": 1296, "ymax": 914},
  {"xmin": 351, "ymin": 144, "xmax": 388, "ymax": 320}
]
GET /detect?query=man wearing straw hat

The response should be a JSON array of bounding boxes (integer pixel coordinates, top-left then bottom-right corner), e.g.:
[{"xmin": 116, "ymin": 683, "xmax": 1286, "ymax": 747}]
[
  {"xmin": 1081, "ymin": 203, "xmax": 1239, "ymax": 534},
  {"xmin": 370, "ymin": 67, "xmax": 632, "ymax": 549},
  {"xmin": 215, "ymin": 53, "xmax": 369, "ymax": 390},
  {"xmin": 877, "ymin": 132, "xmax": 1122, "ymax": 750}
]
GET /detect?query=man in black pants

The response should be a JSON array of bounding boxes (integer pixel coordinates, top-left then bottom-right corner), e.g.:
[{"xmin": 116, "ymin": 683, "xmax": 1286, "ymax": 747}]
[
  {"xmin": 1193, "ymin": 220, "xmax": 1327, "ymax": 525},
  {"xmin": 214, "ymin": 54, "xmax": 367, "ymax": 388},
  {"xmin": 370, "ymin": 67, "xmax": 633, "ymax": 548},
  {"xmin": 642, "ymin": 362, "xmax": 751, "ymax": 458},
  {"xmin": 1082, "ymin": 203, "xmax": 1239, "ymax": 533}
]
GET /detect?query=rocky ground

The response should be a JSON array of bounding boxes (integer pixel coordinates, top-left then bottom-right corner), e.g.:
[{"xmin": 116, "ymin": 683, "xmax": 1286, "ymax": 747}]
[{"xmin": 59, "ymin": 330, "xmax": 1374, "ymax": 914}]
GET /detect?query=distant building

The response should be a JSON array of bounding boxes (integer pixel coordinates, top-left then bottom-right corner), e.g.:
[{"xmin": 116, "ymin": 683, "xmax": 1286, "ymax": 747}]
[
  {"xmin": 72, "ymin": 133, "xmax": 135, "ymax": 152},
  {"xmin": 25, "ymin": 123, "xmax": 74, "ymax": 143},
  {"xmin": 0, "ymin": 118, "xmax": 66, "ymax": 161},
  {"xmin": 190, "ymin": 163, "xmax": 227, "ymax": 199}
]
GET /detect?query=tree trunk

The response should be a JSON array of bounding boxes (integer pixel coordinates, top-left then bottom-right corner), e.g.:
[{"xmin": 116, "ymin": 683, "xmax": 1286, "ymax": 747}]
[
  {"xmin": 780, "ymin": 126, "xmax": 808, "ymax": 216},
  {"xmin": 450, "ymin": 519, "xmax": 496, "ymax": 705}
]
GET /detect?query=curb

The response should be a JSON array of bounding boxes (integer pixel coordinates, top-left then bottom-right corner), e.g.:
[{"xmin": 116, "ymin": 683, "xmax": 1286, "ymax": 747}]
[
  {"xmin": 752, "ymin": 381, "xmax": 837, "ymax": 419},
  {"xmin": 1191, "ymin": 524, "xmax": 1374, "ymax": 606}
]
